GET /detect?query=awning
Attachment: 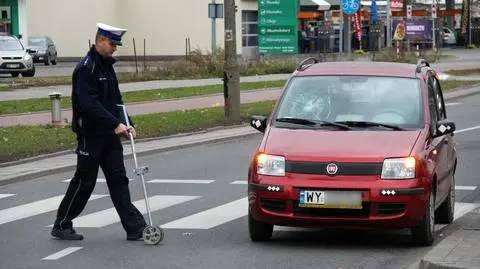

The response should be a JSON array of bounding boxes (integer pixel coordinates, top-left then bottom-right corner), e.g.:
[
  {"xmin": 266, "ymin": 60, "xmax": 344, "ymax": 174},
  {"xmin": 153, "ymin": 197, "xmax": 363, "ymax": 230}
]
[{"xmin": 301, "ymin": 0, "xmax": 331, "ymax": 10}]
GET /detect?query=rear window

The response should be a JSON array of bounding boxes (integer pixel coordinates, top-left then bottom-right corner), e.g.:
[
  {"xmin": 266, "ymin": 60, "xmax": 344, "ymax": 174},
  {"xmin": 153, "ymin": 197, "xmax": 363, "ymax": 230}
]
[{"xmin": 274, "ymin": 75, "xmax": 424, "ymax": 129}]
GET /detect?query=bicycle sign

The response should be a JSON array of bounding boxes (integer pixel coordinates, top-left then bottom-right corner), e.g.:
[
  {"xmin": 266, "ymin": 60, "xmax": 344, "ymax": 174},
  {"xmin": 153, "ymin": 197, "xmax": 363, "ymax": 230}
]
[{"xmin": 342, "ymin": 0, "xmax": 360, "ymax": 15}]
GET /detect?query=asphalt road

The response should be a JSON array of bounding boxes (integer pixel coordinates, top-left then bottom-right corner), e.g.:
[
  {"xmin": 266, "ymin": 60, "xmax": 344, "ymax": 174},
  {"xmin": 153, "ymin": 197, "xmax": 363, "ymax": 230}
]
[{"xmin": 0, "ymin": 94, "xmax": 480, "ymax": 269}]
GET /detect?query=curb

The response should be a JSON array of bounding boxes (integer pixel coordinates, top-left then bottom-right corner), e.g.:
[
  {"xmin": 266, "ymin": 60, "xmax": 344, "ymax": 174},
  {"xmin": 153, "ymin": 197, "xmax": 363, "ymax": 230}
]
[{"xmin": 0, "ymin": 125, "xmax": 258, "ymax": 186}]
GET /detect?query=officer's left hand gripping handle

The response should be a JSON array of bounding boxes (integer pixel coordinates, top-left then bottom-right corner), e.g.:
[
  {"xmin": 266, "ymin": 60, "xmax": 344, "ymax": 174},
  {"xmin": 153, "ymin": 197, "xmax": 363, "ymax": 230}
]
[{"xmin": 76, "ymin": 67, "xmax": 121, "ymax": 129}]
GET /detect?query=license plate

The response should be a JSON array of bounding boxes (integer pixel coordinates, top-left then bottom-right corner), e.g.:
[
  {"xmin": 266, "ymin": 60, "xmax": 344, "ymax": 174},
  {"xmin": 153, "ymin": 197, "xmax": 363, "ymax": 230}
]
[
  {"xmin": 298, "ymin": 190, "xmax": 362, "ymax": 209},
  {"xmin": 6, "ymin": 64, "xmax": 19, "ymax": 68}
]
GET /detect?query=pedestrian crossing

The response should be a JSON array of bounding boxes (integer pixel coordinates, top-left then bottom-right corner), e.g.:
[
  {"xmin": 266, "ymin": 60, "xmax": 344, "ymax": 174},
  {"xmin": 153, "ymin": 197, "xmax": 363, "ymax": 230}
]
[
  {"xmin": 62, "ymin": 178, "xmax": 244, "ymax": 184},
  {"xmin": 0, "ymin": 185, "xmax": 478, "ymax": 231}
]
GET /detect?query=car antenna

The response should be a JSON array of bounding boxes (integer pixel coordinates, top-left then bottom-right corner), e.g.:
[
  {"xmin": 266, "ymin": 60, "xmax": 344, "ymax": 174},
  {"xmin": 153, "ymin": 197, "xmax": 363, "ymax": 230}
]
[{"xmin": 296, "ymin": 57, "xmax": 319, "ymax": 71}]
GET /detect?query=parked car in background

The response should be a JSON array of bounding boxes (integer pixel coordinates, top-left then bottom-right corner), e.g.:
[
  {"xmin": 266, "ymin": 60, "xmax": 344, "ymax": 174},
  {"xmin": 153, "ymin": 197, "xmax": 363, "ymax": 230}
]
[
  {"xmin": 442, "ymin": 27, "xmax": 457, "ymax": 46},
  {"xmin": 0, "ymin": 35, "xmax": 35, "ymax": 77},
  {"xmin": 27, "ymin": 36, "xmax": 58, "ymax": 65}
]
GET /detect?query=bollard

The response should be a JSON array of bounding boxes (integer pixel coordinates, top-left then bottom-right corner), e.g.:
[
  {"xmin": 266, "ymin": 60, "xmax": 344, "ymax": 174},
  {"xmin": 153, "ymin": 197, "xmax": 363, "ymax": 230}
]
[{"xmin": 48, "ymin": 91, "xmax": 63, "ymax": 127}]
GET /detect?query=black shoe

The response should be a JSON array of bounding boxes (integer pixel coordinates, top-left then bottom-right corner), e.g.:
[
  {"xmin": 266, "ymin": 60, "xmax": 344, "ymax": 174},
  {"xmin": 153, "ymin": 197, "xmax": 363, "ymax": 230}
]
[
  {"xmin": 51, "ymin": 227, "xmax": 83, "ymax": 240},
  {"xmin": 126, "ymin": 226, "xmax": 145, "ymax": 241}
]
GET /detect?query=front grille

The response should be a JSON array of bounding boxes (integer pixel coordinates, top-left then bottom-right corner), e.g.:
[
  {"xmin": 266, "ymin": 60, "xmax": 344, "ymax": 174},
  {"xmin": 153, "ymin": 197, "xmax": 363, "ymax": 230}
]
[
  {"xmin": 0, "ymin": 62, "xmax": 25, "ymax": 69},
  {"xmin": 376, "ymin": 203, "xmax": 406, "ymax": 216},
  {"xmin": 261, "ymin": 199, "xmax": 286, "ymax": 212},
  {"xmin": 2, "ymin": 56, "xmax": 22, "ymax": 60},
  {"xmin": 292, "ymin": 201, "xmax": 371, "ymax": 217},
  {"xmin": 285, "ymin": 161, "xmax": 382, "ymax": 176}
]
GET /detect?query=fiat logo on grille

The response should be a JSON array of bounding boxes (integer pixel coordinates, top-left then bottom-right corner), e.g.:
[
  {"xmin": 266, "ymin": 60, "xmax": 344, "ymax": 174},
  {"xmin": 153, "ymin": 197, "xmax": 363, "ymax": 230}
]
[{"xmin": 326, "ymin": 163, "xmax": 338, "ymax": 175}]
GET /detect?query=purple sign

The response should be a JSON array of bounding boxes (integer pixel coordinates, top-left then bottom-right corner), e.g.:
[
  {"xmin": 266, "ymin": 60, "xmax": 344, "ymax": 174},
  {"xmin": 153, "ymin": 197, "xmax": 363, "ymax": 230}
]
[{"xmin": 392, "ymin": 19, "xmax": 433, "ymax": 41}]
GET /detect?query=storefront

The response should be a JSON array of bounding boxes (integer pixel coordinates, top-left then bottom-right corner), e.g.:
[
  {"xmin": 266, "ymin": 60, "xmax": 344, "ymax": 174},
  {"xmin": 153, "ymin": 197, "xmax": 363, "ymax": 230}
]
[{"xmin": 0, "ymin": 0, "xmax": 27, "ymax": 40}]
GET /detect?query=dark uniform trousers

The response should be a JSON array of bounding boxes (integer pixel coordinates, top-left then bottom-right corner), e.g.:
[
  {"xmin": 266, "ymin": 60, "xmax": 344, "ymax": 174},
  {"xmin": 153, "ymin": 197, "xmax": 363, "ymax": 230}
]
[{"xmin": 54, "ymin": 135, "xmax": 146, "ymax": 234}]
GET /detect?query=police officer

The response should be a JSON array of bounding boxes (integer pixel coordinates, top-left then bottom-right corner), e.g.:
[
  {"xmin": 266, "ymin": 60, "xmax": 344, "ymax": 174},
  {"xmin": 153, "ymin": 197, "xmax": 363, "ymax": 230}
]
[{"xmin": 51, "ymin": 23, "xmax": 147, "ymax": 241}]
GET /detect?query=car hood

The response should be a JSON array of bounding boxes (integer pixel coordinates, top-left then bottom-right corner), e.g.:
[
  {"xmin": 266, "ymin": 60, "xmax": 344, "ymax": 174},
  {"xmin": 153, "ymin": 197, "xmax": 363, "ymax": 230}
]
[
  {"xmin": 264, "ymin": 127, "xmax": 422, "ymax": 162},
  {"xmin": 0, "ymin": 50, "xmax": 25, "ymax": 57}
]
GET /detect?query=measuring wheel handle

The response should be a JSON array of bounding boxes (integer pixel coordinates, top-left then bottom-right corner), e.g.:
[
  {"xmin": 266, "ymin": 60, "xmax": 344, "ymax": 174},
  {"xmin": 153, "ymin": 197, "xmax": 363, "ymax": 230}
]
[{"xmin": 142, "ymin": 225, "xmax": 164, "ymax": 245}]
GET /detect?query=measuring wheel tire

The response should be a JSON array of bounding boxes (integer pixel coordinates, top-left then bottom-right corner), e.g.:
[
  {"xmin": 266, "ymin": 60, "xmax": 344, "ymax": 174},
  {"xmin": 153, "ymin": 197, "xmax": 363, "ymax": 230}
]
[{"xmin": 142, "ymin": 225, "xmax": 164, "ymax": 245}]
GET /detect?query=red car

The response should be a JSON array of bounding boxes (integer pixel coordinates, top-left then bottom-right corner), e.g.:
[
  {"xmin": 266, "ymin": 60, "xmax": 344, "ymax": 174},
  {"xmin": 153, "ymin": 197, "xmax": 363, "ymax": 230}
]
[{"xmin": 247, "ymin": 58, "xmax": 457, "ymax": 246}]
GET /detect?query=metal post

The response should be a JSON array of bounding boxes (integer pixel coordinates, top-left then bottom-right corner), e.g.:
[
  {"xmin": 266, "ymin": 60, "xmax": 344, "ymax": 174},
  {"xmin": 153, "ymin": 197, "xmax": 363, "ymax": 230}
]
[
  {"xmin": 211, "ymin": 0, "xmax": 217, "ymax": 63},
  {"xmin": 348, "ymin": 15, "xmax": 352, "ymax": 57},
  {"xmin": 339, "ymin": 5, "xmax": 344, "ymax": 54},
  {"xmin": 469, "ymin": 0, "xmax": 472, "ymax": 45},
  {"xmin": 49, "ymin": 92, "xmax": 62, "ymax": 127},
  {"xmin": 386, "ymin": 0, "xmax": 391, "ymax": 47},
  {"xmin": 433, "ymin": 18, "xmax": 436, "ymax": 51}
]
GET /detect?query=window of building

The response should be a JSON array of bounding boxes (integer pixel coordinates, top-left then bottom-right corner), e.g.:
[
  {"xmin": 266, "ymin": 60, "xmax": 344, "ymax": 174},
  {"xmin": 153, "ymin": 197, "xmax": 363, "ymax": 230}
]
[{"xmin": 242, "ymin": 10, "xmax": 258, "ymax": 47}]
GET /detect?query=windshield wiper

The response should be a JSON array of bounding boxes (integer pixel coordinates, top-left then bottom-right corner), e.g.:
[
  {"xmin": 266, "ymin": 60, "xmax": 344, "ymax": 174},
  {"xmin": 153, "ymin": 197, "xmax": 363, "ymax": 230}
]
[
  {"xmin": 336, "ymin": 121, "xmax": 405, "ymax": 131},
  {"xmin": 276, "ymin": 118, "xmax": 352, "ymax": 130}
]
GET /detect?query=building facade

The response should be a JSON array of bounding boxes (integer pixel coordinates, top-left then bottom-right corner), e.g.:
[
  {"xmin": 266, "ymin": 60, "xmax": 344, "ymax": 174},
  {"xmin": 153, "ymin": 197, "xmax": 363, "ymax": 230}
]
[{"xmin": 24, "ymin": 0, "xmax": 261, "ymax": 60}]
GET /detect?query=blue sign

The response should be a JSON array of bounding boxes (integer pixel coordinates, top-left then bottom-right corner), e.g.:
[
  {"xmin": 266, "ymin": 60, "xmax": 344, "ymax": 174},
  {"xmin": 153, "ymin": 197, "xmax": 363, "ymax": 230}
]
[{"xmin": 342, "ymin": 0, "xmax": 360, "ymax": 15}]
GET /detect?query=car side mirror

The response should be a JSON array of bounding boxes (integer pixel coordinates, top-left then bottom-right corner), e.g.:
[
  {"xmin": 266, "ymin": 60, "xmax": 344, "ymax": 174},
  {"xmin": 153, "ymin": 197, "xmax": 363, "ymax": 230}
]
[
  {"xmin": 250, "ymin": 115, "xmax": 267, "ymax": 133},
  {"xmin": 433, "ymin": 120, "xmax": 456, "ymax": 137},
  {"xmin": 26, "ymin": 48, "xmax": 37, "ymax": 54}
]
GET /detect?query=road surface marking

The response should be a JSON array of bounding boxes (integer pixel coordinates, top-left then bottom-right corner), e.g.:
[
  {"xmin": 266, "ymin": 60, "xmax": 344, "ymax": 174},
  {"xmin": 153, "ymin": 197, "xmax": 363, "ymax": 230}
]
[
  {"xmin": 148, "ymin": 179, "xmax": 215, "ymax": 184},
  {"xmin": 0, "ymin": 194, "xmax": 107, "ymax": 226},
  {"xmin": 161, "ymin": 197, "xmax": 247, "ymax": 229},
  {"xmin": 230, "ymin": 180, "xmax": 247, "ymax": 185},
  {"xmin": 445, "ymin": 102, "xmax": 462, "ymax": 106},
  {"xmin": 0, "ymin": 194, "xmax": 15, "ymax": 200},
  {"xmin": 48, "ymin": 195, "xmax": 199, "ymax": 228},
  {"xmin": 456, "ymin": 125, "xmax": 480, "ymax": 134},
  {"xmin": 42, "ymin": 247, "xmax": 83, "ymax": 260},
  {"xmin": 455, "ymin": 185, "xmax": 477, "ymax": 191},
  {"xmin": 63, "ymin": 178, "xmax": 133, "ymax": 183}
]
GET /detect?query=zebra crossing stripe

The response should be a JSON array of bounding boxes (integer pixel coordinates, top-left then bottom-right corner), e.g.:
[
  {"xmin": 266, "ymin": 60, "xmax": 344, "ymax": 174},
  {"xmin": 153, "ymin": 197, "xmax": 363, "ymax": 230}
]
[
  {"xmin": 63, "ymin": 178, "xmax": 134, "ymax": 183},
  {"xmin": 148, "ymin": 179, "xmax": 215, "ymax": 184},
  {"xmin": 48, "ymin": 195, "xmax": 199, "ymax": 228},
  {"xmin": 0, "ymin": 194, "xmax": 16, "ymax": 199},
  {"xmin": 161, "ymin": 197, "xmax": 248, "ymax": 229},
  {"xmin": 42, "ymin": 247, "xmax": 83, "ymax": 261},
  {"xmin": 0, "ymin": 194, "xmax": 107, "ymax": 226},
  {"xmin": 230, "ymin": 180, "xmax": 247, "ymax": 185}
]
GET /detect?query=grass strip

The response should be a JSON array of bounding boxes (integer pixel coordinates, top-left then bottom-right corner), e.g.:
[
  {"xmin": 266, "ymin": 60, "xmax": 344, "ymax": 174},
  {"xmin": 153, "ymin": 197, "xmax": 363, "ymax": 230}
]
[
  {"xmin": 0, "ymin": 80, "xmax": 285, "ymax": 115},
  {"xmin": 444, "ymin": 68, "xmax": 480, "ymax": 76},
  {"xmin": 0, "ymin": 101, "xmax": 276, "ymax": 163}
]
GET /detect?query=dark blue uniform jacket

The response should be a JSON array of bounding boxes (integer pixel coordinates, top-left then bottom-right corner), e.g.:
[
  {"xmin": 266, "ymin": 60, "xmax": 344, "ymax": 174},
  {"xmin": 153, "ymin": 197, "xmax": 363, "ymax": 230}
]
[{"xmin": 71, "ymin": 46, "xmax": 133, "ymax": 138}]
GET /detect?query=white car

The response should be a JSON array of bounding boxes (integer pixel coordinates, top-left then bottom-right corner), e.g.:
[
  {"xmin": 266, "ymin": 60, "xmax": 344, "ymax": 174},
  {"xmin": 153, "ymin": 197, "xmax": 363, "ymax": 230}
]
[{"xmin": 0, "ymin": 35, "xmax": 35, "ymax": 77}]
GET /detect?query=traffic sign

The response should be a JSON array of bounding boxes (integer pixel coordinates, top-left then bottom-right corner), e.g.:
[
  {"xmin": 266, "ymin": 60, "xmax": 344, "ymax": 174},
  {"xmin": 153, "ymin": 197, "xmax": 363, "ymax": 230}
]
[
  {"xmin": 407, "ymin": 5, "xmax": 412, "ymax": 19},
  {"xmin": 342, "ymin": 0, "xmax": 360, "ymax": 15},
  {"xmin": 431, "ymin": 3, "xmax": 437, "ymax": 18}
]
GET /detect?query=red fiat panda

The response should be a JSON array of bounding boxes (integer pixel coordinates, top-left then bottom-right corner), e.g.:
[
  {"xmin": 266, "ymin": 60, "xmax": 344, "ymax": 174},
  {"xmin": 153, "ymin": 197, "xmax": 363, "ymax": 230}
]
[{"xmin": 247, "ymin": 59, "xmax": 457, "ymax": 246}]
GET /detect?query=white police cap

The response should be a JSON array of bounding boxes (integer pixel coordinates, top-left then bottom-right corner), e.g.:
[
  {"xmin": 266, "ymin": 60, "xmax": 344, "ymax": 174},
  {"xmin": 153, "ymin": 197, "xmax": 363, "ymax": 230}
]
[{"xmin": 96, "ymin": 23, "xmax": 127, "ymax": 46}]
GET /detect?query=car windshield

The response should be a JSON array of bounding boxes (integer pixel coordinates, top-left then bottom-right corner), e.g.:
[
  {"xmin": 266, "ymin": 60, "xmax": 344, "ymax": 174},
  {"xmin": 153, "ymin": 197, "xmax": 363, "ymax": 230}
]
[
  {"xmin": 0, "ymin": 39, "xmax": 23, "ymax": 51},
  {"xmin": 274, "ymin": 75, "xmax": 424, "ymax": 130},
  {"xmin": 28, "ymin": 37, "xmax": 47, "ymax": 48}
]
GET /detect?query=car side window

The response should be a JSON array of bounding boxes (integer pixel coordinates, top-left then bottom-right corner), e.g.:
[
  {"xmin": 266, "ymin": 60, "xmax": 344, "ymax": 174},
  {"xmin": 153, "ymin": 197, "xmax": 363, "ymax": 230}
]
[
  {"xmin": 427, "ymin": 76, "xmax": 439, "ymax": 132},
  {"xmin": 432, "ymin": 76, "xmax": 446, "ymax": 120}
]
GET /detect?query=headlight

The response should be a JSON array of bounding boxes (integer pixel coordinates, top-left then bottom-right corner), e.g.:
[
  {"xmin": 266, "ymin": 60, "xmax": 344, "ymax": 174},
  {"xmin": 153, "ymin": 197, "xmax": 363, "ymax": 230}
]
[
  {"xmin": 257, "ymin": 153, "xmax": 285, "ymax": 176},
  {"xmin": 24, "ymin": 54, "xmax": 32, "ymax": 61},
  {"xmin": 381, "ymin": 157, "xmax": 416, "ymax": 179}
]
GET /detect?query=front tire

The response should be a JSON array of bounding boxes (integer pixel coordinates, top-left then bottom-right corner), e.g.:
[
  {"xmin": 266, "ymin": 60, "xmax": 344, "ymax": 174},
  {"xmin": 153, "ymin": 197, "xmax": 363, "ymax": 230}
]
[
  {"xmin": 411, "ymin": 191, "xmax": 435, "ymax": 246},
  {"xmin": 248, "ymin": 211, "xmax": 273, "ymax": 242}
]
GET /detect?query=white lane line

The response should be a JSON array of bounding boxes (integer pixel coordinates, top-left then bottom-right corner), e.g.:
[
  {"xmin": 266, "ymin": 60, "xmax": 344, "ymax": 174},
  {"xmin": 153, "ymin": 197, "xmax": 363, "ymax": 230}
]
[
  {"xmin": 47, "ymin": 195, "xmax": 199, "ymax": 228},
  {"xmin": 63, "ymin": 178, "xmax": 134, "ymax": 183},
  {"xmin": 161, "ymin": 197, "xmax": 248, "ymax": 229},
  {"xmin": 42, "ymin": 247, "xmax": 83, "ymax": 260},
  {"xmin": 148, "ymin": 179, "xmax": 215, "ymax": 184},
  {"xmin": 230, "ymin": 180, "xmax": 247, "ymax": 185},
  {"xmin": 0, "ymin": 194, "xmax": 107, "ymax": 226},
  {"xmin": 0, "ymin": 194, "xmax": 16, "ymax": 199},
  {"xmin": 436, "ymin": 202, "xmax": 479, "ymax": 231},
  {"xmin": 456, "ymin": 125, "xmax": 480, "ymax": 134},
  {"xmin": 445, "ymin": 102, "xmax": 462, "ymax": 106},
  {"xmin": 455, "ymin": 185, "xmax": 478, "ymax": 191}
]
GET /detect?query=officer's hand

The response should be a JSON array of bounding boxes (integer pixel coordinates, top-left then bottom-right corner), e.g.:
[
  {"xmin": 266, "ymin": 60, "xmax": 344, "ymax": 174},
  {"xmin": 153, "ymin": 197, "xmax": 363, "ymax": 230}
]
[
  {"xmin": 115, "ymin": 123, "xmax": 129, "ymax": 137},
  {"xmin": 128, "ymin": 127, "xmax": 137, "ymax": 139}
]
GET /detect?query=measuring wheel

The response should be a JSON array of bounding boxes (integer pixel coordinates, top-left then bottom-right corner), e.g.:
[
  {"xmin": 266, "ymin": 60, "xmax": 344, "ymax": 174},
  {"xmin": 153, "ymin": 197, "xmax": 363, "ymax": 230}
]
[{"xmin": 143, "ymin": 225, "xmax": 164, "ymax": 245}]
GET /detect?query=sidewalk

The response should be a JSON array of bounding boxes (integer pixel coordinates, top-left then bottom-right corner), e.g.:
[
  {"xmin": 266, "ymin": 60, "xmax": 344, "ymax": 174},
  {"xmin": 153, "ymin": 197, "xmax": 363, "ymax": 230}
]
[
  {"xmin": 0, "ymin": 88, "xmax": 283, "ymax": 126},
  {"xmin": 416, "ymin": 206, "xmax": 480, "ymax": 269}
]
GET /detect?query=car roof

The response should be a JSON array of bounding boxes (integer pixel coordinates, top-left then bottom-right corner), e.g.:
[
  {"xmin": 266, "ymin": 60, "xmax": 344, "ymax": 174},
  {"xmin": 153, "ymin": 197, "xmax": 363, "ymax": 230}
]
[{"xmin": 293, "ymin": 60, "xmax": 428, "ymax": 79}]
